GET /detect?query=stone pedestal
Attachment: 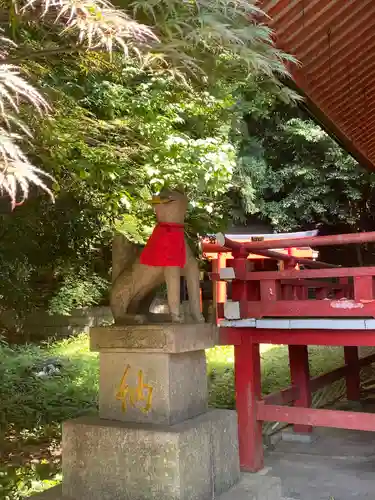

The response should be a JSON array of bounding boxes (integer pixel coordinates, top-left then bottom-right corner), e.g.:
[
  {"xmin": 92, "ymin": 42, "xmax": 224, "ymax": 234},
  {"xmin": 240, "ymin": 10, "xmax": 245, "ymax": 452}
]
[
  {"xmin": 93, "ymin": 324, "xmax": 216, "ymax": 425},
  {"xmin": 62, "ymin": 410, "xmax": 239, "ymax": 500},
  {"xmin": 34, "ymin": 323, "xmax": 240, "ymax": 500}
]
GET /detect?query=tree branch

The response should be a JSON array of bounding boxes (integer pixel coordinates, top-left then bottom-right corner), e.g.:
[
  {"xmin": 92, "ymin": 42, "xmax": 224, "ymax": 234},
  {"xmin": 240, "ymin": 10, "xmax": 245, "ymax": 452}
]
[{"xmin": 4, "ymin": 46, "xmax": 106, "ymax": 64}]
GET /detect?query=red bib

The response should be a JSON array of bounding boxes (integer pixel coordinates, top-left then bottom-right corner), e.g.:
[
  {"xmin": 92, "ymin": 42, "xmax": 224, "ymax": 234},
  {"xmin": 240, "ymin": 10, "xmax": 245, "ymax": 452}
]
[{"xmin": 140, "ymin": 222, "xmax": 186, "ymax": 268}]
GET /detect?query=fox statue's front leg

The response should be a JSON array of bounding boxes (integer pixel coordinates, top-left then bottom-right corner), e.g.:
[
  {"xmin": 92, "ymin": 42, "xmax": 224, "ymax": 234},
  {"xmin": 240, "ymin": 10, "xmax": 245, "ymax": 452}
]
[
  {"xmin": 163, "ymin": 241, "xmax": 205, "ymax": 324},
  {"xmin": 183, "ymin": 242, "xmax": 205, "ymax": 323},
  {"xmin": 164, "ymin": 266, "xmax": 184, "ymax": 322}
]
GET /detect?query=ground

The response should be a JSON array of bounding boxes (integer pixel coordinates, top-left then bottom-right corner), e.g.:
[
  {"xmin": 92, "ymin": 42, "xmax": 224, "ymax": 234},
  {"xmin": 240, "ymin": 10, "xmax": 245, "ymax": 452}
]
[
  {"xmin": 0, "ymin": 334, "xmax": 351, "ymax": 499},
  {"xmin": 266, "ymin": 424, "xmax": 375, "ymax": 500}
]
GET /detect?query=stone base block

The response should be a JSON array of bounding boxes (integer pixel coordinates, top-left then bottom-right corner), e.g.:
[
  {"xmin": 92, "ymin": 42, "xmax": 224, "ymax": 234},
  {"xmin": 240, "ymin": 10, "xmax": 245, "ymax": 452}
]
[
  {"xmin": 90, "ymin": 323, "xmax": 218, "ymax": 354},
  {"xmin": 62, "ymin": 410, "xmax": 239, "ymax": 500},
  {"xmin": 209, "ymin": 409, "xmax": 241, "ymax": 495},
  {"xmin": 99, "ymin": 349, "xmax": 208, "ymax": 425}
]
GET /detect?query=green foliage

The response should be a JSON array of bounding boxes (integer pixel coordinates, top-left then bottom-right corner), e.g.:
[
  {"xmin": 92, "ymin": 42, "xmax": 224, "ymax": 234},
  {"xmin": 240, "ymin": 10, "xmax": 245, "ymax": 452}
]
[
  {"xmin": 0, "ymin": 0, "xmax": 298, "ymax": 206},
  {"xmin": 0, "ymin": 51, "xmax": 246, "ymax": 316},
  {"xmin": 206, "ymin": 345, "xmax": 345, "ymax": 410},
  {"xmin": 0, "ymin": 191, "xmax": 112, "ymax": 316},
  {"xmin": 232, "ymin": 83, "xmax": 375, "ymax": 239},
  {"xmin": 32, "ymin": 55, "xmax": 239, "ymax": 221},
  {"xmin": 0, "ymin": 334, "xmax": 97, "ymax": 499},
  {"xmin": 0, "ymin": 335, "xmax": 98, "ymax": 432},
  {"xmin": 0, "ymin": 465, "xmax": 61, "ymax": 499},
  {"xmin": 124, "ymin": 0, "xmax": 296, "ymax": 78},
  {"xmin": 48, "ymin": 272, "xmax": 109, "ymax": 316},
  {"xmin": 0, "ymin": 0, "xmax": 301, "ymax": 316}
]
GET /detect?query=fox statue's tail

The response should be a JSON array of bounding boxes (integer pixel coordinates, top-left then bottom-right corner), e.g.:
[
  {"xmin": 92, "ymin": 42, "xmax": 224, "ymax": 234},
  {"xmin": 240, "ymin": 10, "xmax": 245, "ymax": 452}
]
[
  {"xmin": 111, "ymin": 233, "xmax": 141, "ymax": 284},
  {"xmin": 110, "ymin": 233, "xmax": 156, "ymax": 320}
]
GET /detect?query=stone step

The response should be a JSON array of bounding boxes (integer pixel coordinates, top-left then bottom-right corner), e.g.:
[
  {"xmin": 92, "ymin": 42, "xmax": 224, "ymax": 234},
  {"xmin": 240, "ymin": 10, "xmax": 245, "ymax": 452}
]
[
  {"xmin": 216, "ymin": 473, "xmax": 282, "ymax": 500},
  {"xmin": 30, "ymin": 475, "xmax": 283, "ymax": 500}
]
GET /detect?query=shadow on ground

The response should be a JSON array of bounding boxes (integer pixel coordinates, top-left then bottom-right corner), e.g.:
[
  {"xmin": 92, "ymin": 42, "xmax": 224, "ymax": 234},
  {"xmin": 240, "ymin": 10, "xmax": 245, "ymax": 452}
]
[{"xmin": 266, "ymin": 402, "xmax": 375, "ymax": 500}]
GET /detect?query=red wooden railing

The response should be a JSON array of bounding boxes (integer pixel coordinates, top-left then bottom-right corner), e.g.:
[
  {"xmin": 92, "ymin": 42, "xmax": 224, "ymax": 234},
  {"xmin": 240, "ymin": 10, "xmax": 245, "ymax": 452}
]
[
  {"xmin": 210, "ymin": 231, "xmax": 375, "ymax": 320},
  {"xmin": 209, "ymin": 231, "xmax": 375, "ymax": 474}
]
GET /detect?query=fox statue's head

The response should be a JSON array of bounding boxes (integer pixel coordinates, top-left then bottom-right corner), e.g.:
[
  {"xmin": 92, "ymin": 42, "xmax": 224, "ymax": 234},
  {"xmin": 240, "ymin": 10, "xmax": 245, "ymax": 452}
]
[{"xmin": 149, "ymin": 189, "xmax": 188, "ymax": 223}]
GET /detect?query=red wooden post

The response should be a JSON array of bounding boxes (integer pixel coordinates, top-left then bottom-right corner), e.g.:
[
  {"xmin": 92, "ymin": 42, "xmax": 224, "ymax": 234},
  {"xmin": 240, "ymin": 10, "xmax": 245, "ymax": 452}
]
[
  {"xmin": 217, "ymin": 253, "xmax": 227, "ymax": 303},
  {"xmin": 354, "ymin": 276, "xmax": 374, "ymax": 301},
  {"xmin": 212, "ymin": 258, "xmax": 219, "ymax": 323},
  {"xmin": 315, "ymin": 286, "xmax": 328, "ymax": 299},
  {"xmin": 288, "ymin": 344, "xmax": 312, "ymax": 433},
  {"xmin": 259, "ymin": 279, "xmax": 279, "ymax": 302},
  {"xmin": 282, "ymin": 284, "xmax": 293, "ymax": 300},
  {"xmin": 336, "ymin": 277, "xmax": 349, "ymax": 299},
  {"xmin": 231, "ymin": 247, "xmax": 249, "ymax": 318},
  {"xmin": 344, "ymin": 346, "xmax": 361, "ymax": 401},
  {"xmin": 297, "ymin": 285, "xmax": 308, "ymax": 300},
  {"xmin": 212, "ymin": 254, "xmax": 227, "ymax": 323},
  {"xmin": 234, "ymin": 334, "xmax": 263, "ymax": 472}
]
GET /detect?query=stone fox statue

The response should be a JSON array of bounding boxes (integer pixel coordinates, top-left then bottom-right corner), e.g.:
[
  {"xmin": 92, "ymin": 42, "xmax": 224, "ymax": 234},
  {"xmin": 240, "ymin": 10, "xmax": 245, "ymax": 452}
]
[{"xmin": 110, "ymin": 189, "xmax": 205, "ymax": 324}]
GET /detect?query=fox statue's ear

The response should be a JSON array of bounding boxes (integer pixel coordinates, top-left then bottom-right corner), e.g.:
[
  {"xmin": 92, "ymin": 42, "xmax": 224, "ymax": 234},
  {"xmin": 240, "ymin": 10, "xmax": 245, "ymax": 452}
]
[{"xmin": 174, "ymin": 184, "xmax": 185, "ymax": 195}]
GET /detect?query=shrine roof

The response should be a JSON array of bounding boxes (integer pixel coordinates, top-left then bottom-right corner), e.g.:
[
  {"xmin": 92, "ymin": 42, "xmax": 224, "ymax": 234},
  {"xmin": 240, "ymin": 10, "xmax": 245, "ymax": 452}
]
[{"xmin": 260, "ymin": 0, "xmax": 375, "ymax": 170}]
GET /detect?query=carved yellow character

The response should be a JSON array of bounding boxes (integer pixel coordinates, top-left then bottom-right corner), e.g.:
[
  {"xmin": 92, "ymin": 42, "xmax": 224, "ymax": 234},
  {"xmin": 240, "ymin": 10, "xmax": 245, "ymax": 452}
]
[{"xmin": 115, "ymin": 365, "xmax": 153, "ymax": 414}]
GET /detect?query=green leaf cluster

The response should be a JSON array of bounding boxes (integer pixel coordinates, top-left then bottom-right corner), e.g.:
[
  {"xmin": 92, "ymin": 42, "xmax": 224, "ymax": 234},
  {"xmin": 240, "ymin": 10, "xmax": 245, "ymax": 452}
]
[
  {"xmin": 232, "ymin": 84, "xmax": 375, "ymax": 231},
  {"xmin": 0, "ymin": 50, "xmax": 242, "ymax": 317}
]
